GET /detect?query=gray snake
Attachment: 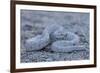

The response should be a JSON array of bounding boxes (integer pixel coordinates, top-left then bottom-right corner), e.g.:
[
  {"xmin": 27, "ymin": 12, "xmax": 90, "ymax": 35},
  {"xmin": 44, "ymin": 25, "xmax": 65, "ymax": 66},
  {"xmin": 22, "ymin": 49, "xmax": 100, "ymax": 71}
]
[{"xmin": 25, "ymin": 24, "xmax": 88, "ymax": 52}]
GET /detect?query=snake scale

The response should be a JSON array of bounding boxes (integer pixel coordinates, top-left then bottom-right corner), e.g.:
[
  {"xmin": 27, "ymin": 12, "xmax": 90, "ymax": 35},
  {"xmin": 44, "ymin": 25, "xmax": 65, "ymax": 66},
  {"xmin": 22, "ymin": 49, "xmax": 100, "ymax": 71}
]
[{"xmin": 25, "ymin": 24, "xmax": 88, "ymax": 52}]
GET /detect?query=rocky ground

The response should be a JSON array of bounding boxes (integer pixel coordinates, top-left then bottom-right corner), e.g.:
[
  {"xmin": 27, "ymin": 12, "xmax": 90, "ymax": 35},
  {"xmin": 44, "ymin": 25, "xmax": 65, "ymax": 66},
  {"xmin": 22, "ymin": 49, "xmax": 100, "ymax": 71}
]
[{"xmin": 20, "ymin": 10, "xmax": 90, "ymax": 63}]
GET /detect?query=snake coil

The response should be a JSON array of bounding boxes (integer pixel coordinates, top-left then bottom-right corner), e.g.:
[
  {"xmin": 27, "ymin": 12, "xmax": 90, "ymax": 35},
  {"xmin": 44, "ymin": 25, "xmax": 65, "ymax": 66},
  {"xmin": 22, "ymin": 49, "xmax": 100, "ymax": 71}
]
[{"xmin": 25, "ymin": 24, "xmax": 88, "ymax": 52}]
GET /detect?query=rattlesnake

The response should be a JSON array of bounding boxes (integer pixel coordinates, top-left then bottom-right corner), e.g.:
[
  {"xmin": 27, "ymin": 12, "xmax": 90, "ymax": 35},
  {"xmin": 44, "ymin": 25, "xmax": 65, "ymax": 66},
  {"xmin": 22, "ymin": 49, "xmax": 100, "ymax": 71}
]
[{"xmin": 25, "ymin": 24, "xmax": 88, "ymax": 52}]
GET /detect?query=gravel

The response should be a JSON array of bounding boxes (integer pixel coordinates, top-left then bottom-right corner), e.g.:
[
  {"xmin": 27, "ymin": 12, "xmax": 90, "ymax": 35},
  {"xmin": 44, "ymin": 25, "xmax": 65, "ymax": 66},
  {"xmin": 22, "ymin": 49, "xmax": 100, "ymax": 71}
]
[{"xmin": 20, "ymin": 10, "xmax": 90, "ymax": 63}]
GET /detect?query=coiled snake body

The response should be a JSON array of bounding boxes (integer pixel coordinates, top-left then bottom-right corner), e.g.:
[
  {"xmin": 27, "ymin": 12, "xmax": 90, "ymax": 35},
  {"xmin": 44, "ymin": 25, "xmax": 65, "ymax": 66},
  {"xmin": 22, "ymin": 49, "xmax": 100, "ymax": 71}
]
[{"xmin": 25, "ymin": 24, "xmax": 88, "ymax": 52}]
